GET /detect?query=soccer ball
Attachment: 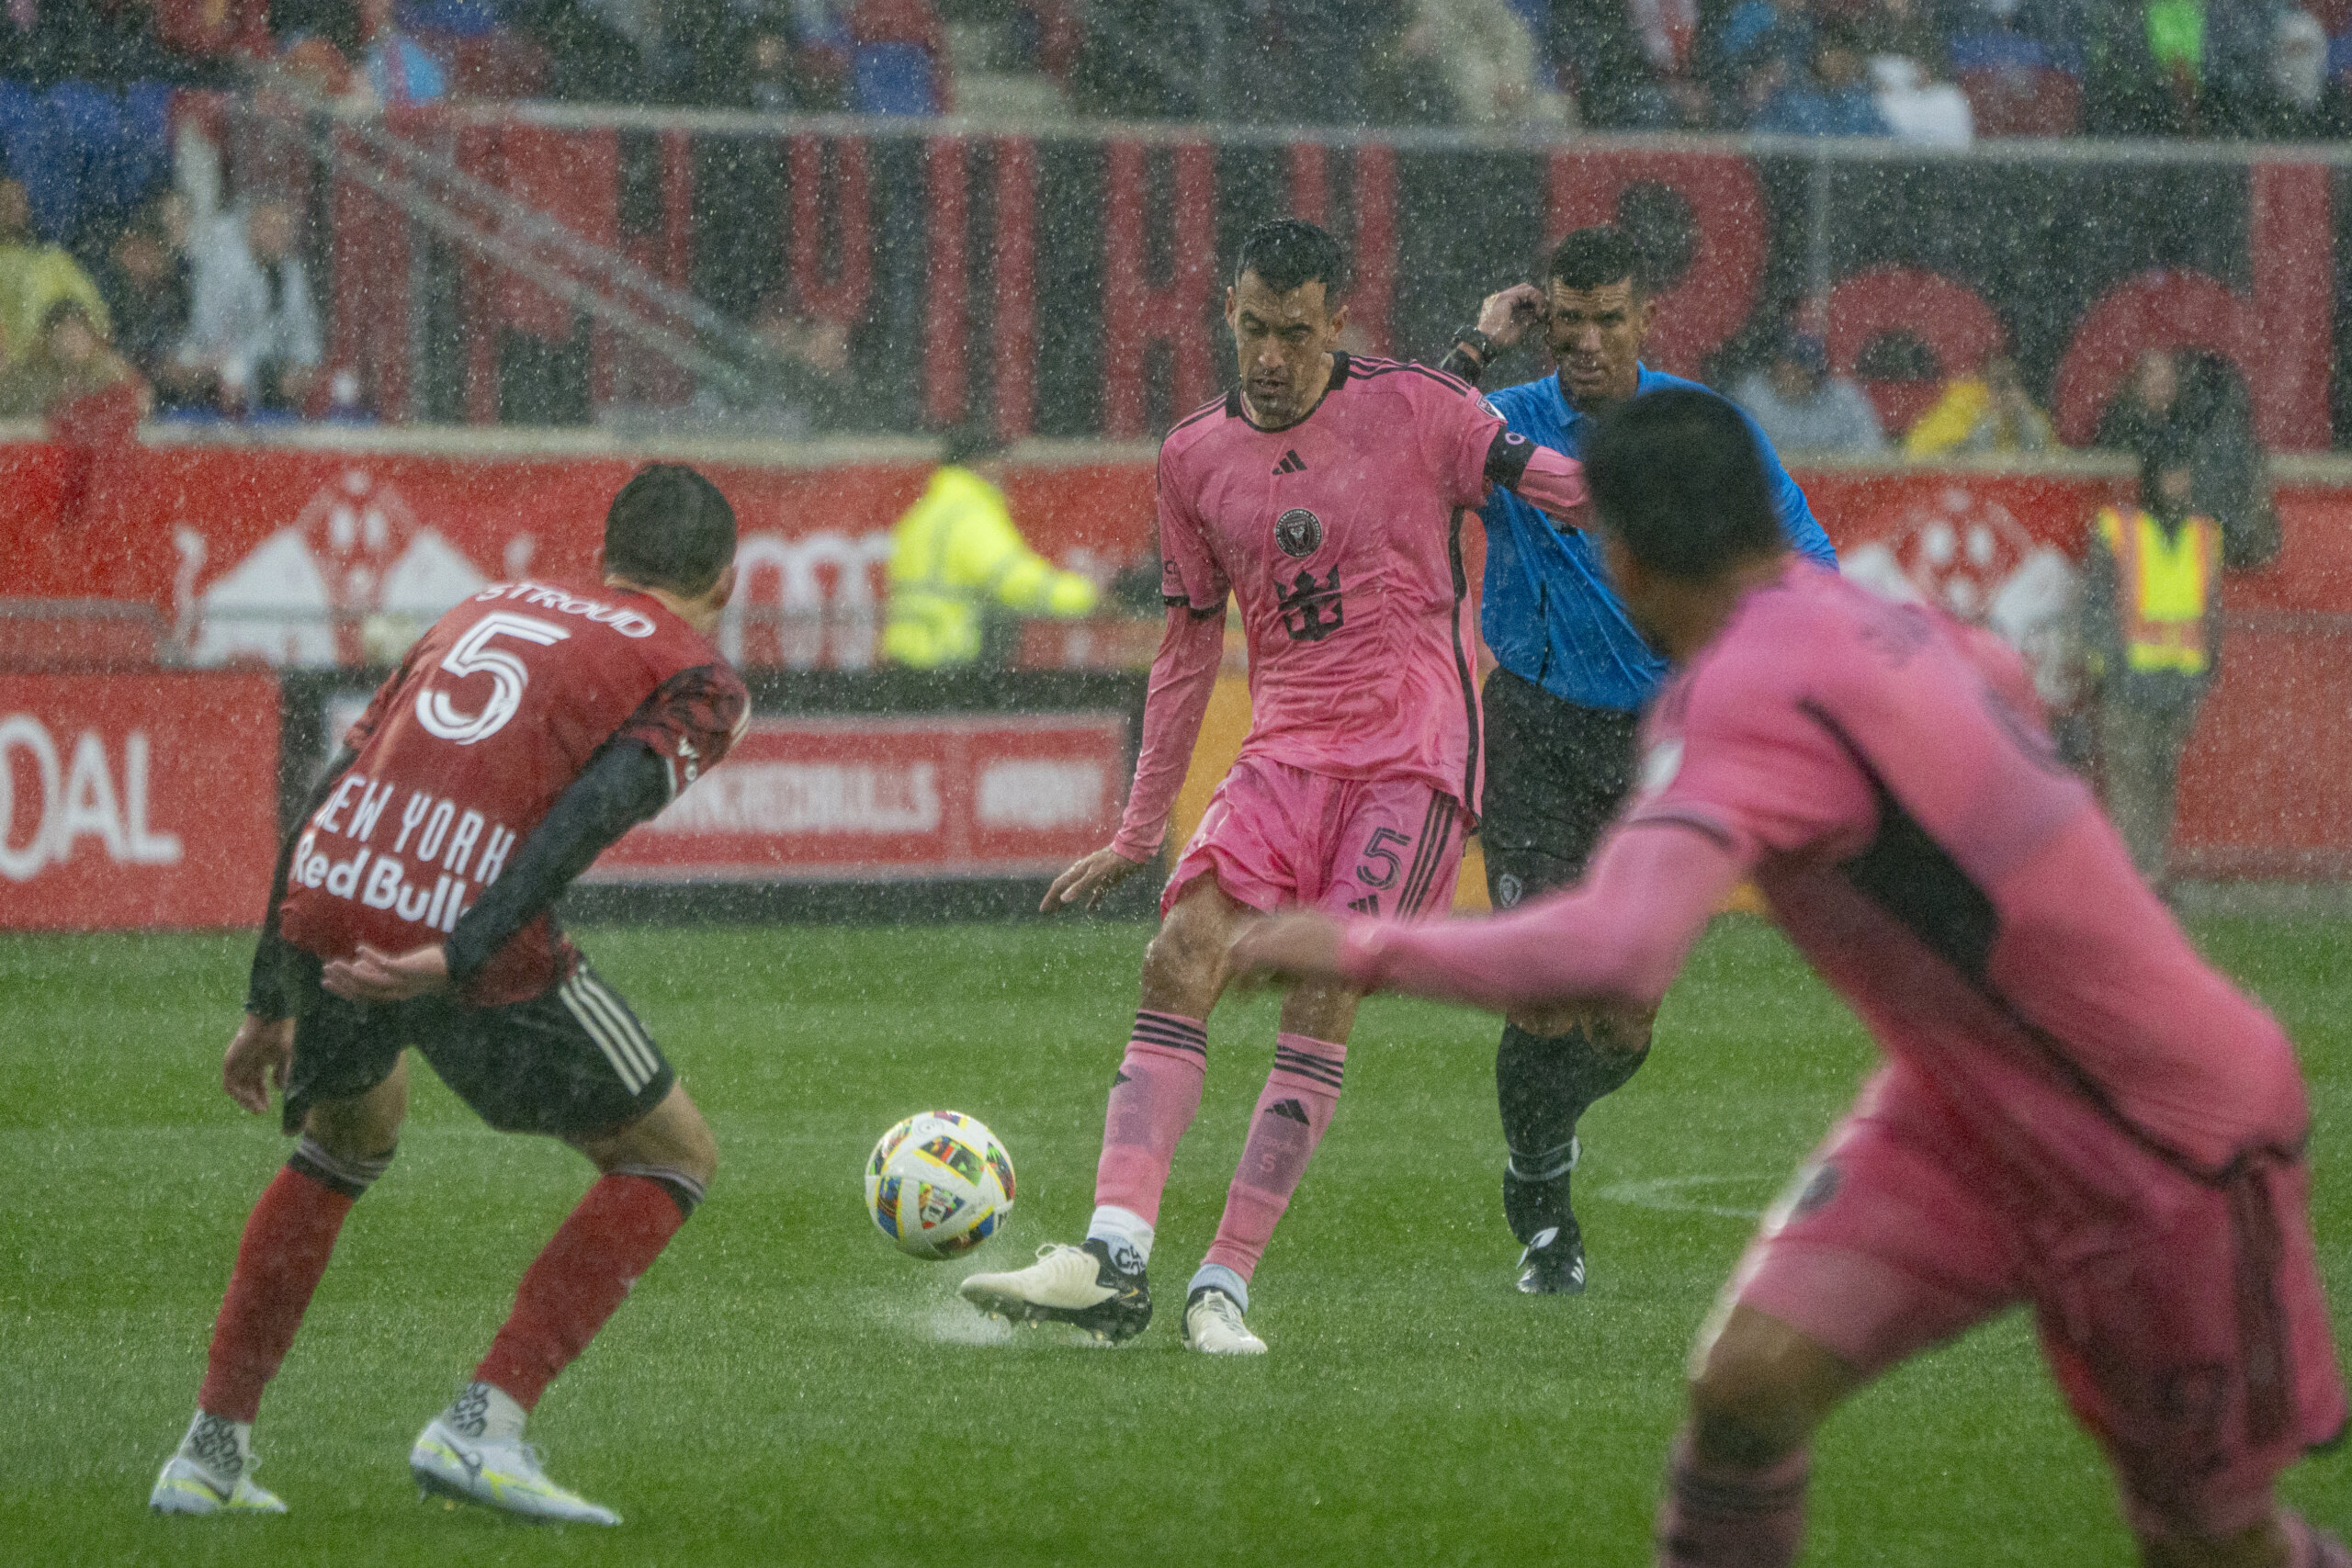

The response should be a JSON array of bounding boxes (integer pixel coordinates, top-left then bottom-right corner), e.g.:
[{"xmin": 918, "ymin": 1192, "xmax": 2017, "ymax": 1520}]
[{"xmin": 864, "ymin": 1111, "xmax": 1015, "ymax": 1260}]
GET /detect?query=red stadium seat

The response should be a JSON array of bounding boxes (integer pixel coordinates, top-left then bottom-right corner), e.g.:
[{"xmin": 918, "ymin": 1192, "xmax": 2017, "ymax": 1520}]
[{"xmin": 1959, "ymin": 67, "xmax": 2083, "ymax": 137}]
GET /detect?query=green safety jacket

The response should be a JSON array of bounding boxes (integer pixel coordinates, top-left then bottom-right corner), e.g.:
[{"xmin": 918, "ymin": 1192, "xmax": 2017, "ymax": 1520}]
[{"xmin": 883, "ymin": 465, "xmax": 1098, "ymax": 668}]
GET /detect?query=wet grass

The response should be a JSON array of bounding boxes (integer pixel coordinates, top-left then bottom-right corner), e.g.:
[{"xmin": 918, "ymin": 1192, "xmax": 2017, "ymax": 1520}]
[{"xmin": 0, "ymin": 914, "xmax": 2344, "ymax": 1565}]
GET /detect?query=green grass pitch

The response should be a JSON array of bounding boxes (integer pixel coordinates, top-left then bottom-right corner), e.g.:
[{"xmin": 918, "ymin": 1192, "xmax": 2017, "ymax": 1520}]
[{"xmin": 1, "ymin": 914, "xmax": 2343, "ymax": 1566}]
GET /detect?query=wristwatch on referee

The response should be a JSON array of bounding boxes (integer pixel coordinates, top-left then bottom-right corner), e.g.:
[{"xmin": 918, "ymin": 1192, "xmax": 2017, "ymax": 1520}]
[{"xmin": 1442, "ymin": 327, "xmax": 1498, "ymax": 386}]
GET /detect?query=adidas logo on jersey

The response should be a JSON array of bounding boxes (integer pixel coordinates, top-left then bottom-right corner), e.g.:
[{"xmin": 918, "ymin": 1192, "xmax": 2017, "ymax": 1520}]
[
  {"xmin": 1272, "ymin": 449, "xmax": 1306, "ymax": 475},
  {"xmin": 1347, "ymin": 894, "xmax": 1380, "ymax": 916}
]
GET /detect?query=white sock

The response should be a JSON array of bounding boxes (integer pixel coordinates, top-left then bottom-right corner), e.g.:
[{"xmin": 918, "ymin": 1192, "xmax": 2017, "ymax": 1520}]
[
  {"xmin": 1187, "ymin": 1263, "xmax": 1250, "ymax": 1312},
  {"xmin": 180, "ymin": 1411, "xmax": 252, "ymax": 1483},
  {"xmin": 446, "ymin": 1381, "xmax": 527, "ymax": 1443},
  {"xmin": 1086, "ymin": 1205, "xmax": 1154, "ymax": 1270}
]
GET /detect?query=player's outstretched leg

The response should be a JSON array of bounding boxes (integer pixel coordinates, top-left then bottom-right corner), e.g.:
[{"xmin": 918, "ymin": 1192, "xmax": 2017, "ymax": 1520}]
[
  {"xmin": 410, "ymin": 1084, "xmax": 713, "ymax": 1526},
  {"xmin": 153, "ymin": 1068, "xmax": 405, "ymax": 1517},
  {"xmin": 1184, "ymin": 1010, "xmax": 1352, "ymax": 1355},
  {"xmin": 962, "ymin": 879, "xmax": 1237, "ymax": 1343},
  {"xmin": 1655, "ymin": 1305, "xmax": 1856, "ymax": 1567},
  {"xmin": 1497, "ymin": 1007, "xmax": 1651, "ymax": 1294}
]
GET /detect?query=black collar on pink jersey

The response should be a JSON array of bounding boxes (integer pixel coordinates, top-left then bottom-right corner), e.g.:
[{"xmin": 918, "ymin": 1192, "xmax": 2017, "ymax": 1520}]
[{"xmin": 1227, "ymin": 352, "xmax": 1353, "ymax": 434}]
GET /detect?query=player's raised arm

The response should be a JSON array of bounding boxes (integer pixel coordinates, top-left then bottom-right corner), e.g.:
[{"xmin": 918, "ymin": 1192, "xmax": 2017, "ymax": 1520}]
[{"xmin": 1235, "ymin": 817, "xmax": 1746, "ymax": 1015}]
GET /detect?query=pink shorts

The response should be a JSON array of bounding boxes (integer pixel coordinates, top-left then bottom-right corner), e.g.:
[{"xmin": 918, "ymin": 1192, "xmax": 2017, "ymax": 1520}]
[
  {"xmin": 1162, "ymin": 755, "xmax": 1466, "ymax": 921},
  {"xmin": 1731, "ymin": 1065, "xmax": 2346, "ymax": 1540}
]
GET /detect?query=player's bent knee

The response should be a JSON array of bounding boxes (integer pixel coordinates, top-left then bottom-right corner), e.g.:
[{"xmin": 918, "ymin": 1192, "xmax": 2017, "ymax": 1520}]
[{"xmin": 1688, "ymin": 1309, "xmax": 1850, "ymax": 1466}]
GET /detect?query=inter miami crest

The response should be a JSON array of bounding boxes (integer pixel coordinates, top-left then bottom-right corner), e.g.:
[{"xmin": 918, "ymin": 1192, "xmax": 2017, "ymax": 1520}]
[{"xmin": 1273, "ymin": 507, "xmax": 1324, "ymax": 558}]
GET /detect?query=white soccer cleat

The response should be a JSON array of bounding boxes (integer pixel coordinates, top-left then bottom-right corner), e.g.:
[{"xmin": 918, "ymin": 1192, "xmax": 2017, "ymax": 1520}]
[
  {"xmin": 409, "ymin": 1416, "xmax": 620, "ymax": 1526},
  {"xmin": 957, "ymin": 1239, "xmax": 1153, "ymax": 1342},
  {"xmin": 150, "ymin": 1412, "xmax": 287, "ymax": 1516},
  {"xmin": 1182, "ymin": 1287, "xmax": 1268, "ymax": 1355}
]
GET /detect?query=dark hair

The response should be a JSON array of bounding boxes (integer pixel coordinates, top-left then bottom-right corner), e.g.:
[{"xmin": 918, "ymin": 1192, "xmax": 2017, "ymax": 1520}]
[
  {"xmin": 1584, "ymin": 389, "xmax": 1781, "ymax": 581},
  {"xmin": 1546, "ymin": 225, "xmax": 1645, "ymax": 297},
  {"xmin": 604, "ymin": 464, "xmax": 737, "ymax": 595},
  {"xmin": 944, "ymin": 423, "xmax": 1009, "ymax": 467},
  {"xmin": 1233, "ymin": 218, "xmax": 1347, "ymax": 298}
]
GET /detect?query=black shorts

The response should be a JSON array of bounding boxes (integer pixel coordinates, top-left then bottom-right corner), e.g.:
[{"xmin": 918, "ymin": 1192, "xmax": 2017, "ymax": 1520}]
[
  {"xmin": 281, "ymin": 952, "xmax": 675, "ymax": 1139},
  {"xmin": 1478, "ymin": 666, "xmax": 1641, "ymax": 909}
]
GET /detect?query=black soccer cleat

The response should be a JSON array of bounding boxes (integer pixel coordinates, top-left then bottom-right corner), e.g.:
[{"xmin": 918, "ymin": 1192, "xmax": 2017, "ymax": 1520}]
[
  {"xmin": 957, "ymin": 1237, "xmax": 1154, "ymax": 1343},
  {"xmin": 1516, "ymin": 1222, "xmax": 1587, "ymax": 1295}
]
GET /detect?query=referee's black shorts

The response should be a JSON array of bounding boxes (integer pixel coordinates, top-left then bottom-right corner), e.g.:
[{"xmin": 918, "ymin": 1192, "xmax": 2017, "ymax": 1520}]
[
  {"xmin": 1478, "ymin": 666, "xmax": 1641, "ymax": 910},
  {"xmin": 279, "ymin": 951, "xmax": 675, "ymax": 1139}
]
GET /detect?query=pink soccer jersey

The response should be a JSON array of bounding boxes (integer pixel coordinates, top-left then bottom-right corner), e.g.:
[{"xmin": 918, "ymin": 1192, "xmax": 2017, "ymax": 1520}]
[
  {"xmin": 1627, "ymin": 560, "xmax": 2307, "ymax": 1184},
  {"xmin": 1112, "ymin": 355, "xmax": 1578, "ymax": 860}
]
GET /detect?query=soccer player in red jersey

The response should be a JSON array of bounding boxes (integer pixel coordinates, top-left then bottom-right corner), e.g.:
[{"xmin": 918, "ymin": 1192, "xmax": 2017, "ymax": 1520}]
[
  {"xmin": 152, "ymin": 466, "xmax": 751, "ymax": 1526},
  {"xmin": 958, "ymin": 219, "xmax": 1591, "ymax": 1353},
  {"xmin": 1234, "ymin": 389, "xmax": 2347, "ymax": 1565}
]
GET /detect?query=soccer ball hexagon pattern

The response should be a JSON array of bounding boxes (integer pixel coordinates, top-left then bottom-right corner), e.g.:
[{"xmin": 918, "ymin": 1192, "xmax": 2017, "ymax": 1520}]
[{"xmin": 863, "ymin": 1111, "xmax": 1015, "ymax": 1260}]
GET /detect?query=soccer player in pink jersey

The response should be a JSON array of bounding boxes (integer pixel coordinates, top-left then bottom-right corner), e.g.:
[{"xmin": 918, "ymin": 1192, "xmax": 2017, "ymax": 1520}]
[
  {"xmin": 1234, "ymin": 389, "xmax": 2346, "ymax": 1563},
  {"xmin": 958, "ymin": 218, "xmax": 1590, "ymax": 1354}
]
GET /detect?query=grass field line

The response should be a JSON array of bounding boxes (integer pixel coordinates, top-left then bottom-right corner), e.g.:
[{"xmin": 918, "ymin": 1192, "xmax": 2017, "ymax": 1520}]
[{"xmin": 1589, "ymin": 1172, "xmax": 1786, "ymax": 1221}]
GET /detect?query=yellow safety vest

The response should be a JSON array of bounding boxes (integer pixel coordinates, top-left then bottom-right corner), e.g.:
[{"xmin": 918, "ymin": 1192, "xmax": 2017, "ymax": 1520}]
[
  {"xmin": 883, "ymin": 465, "xmax": 1098, "ymax": 669},
  {"xmin": 2094, "ymin": 506, "xmax": 2221, "ymax": 675}
]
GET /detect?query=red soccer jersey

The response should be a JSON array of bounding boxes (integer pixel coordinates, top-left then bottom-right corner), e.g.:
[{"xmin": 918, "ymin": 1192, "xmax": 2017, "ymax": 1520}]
[{"xmin": 277, "ymin": 580, "xmax": 749, "ymax": 1005}]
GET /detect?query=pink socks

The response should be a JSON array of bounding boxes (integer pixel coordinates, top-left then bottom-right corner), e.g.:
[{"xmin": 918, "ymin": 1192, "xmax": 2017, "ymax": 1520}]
[
  {"xmin": 1091, "ymin": 1011, "xmax": 1209, "ymax": 1248},
  {"xmin": 1656, "ymin": 1429, "xmax": 1810, "ymax": 1568},
  {"xmin": 1201, "ymin": 1033, "xmax": 1346, "ymax": 1283}
]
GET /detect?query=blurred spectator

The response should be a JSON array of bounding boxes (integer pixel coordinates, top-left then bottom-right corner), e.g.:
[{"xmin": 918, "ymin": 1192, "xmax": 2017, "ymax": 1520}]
[
  {"xmin": 718, "ymin": 291, "xmax": 855, "ymax": 434},
  {"xmin": 2085, "ymin": 0, "xmax": 2273, "ymax": 135},
  {"xmin": 1402, "ymin": 0, "xmax": 1573, "ymax": 127},
  {"xmin": 1865, "ymin": 0, "xmax": 1976, "ymax": 141},
  {"xmin": 1903, "ymin": 354, "xmax": 2056, "ymax": 456},
  {"xmin": 0, "ymin": 299, "xmax": 143, "ymax": 419},
  {"xmin": 1227, "ymin": 2, "xmax": 1394, "ymax": 127},
  {"xmin": 2078, "ymin": 434, "xmax": 2221, "ymax": 890},
  {"xmin": 99, "ymin": 189, "xmax": 208, "ymax": 408},
  {"xmin": 508, "ymin": 0, "xmax": 662, "ymax": 102},
  {"xmin": 0, "ymin": 178, "xmax": 110, "ymax": 364},
  {"xmin": 357, "ymin": 0, "xmax": 454, "ymax": 106},
  {"xmin": 180, "ymin": 197, "xmax": 322, "ymax": 414},
  {"xmin": 2092, "ymin": 346, "xmax": 2275, "ymax": 565},
  {"xmin": 6, "ymin": 0, "xmax": 196, "ymax": 87},
  {"xmin": 2240, "ymin": 6, "xmax": 2349, "ymax": 135},
  {"xmin": 685, "ymin": 1, "xmax": 851, "ymax": 110},
  {"xmin": 1733, "ymin": 332, "xmax": 1886, "ymax": 453},
  {"xmin": 1069, "ymin": 1, "xmax": 1209, "ymax": 118},
  {"xmin": 1552, "ymin": 0, "xmax": 1716, "ymax": 128},
  {"xmin": 884, "ymin": 424, "xmax": 1098, "ymax": 669},
  {"xmin": 2094, "ymin": 347, "xmax": 2181, "ymax": 454},
  {"xmin": 1754, "ymin": 22, "xmax": 1894, "ymax": 132}
]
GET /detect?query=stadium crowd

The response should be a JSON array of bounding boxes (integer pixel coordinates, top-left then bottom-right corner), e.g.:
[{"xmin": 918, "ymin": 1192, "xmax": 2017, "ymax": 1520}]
[{"xmin": 7, "ymin": 2, "xmax": 2352, "ymax": 138}]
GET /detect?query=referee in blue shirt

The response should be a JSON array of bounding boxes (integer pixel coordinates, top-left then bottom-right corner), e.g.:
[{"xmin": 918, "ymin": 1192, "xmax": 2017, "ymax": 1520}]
[{"xmin": 1438, "ymin": 226, "xmax": 1838, "ymax": 1295}]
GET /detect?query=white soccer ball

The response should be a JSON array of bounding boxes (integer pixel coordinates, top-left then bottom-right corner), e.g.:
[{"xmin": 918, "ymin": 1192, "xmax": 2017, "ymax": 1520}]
[{"xmin": 864, "ymin": 1111, "xmax": 1015, "ymax": 1260}]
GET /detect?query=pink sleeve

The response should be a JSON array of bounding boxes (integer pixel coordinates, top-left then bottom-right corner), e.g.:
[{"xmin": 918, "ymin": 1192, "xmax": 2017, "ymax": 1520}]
[
  {"xmin": 1111, "ymin": 604, "xmax": 1224, "ymax": 861},
  {"xmin": 1338, "ymin": 820, "xmax": 1748, "ymax": 1013},
  {"xmin": 1509, "ymin": 444, "xmax": 1589, "ymax": 522},
  {"xmin": 1155, "ymin": 443, "xmax": 1227, "ymax": 612},
  {"xmin": 1431, "ymin": 377, "xmax": 1508, "ymax": 509}
]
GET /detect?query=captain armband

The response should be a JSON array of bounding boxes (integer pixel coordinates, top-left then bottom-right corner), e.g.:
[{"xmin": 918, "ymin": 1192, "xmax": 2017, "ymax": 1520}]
[{"xmin": 1483, "ymin": 426, "xmax": 1537, "ymax": 488}]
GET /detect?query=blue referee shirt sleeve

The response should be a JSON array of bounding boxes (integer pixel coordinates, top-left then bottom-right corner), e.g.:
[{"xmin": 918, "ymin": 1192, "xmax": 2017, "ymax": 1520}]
[{"xmin": 1744, "ymin": 411, "xmax": 1838, "ymax": 568}]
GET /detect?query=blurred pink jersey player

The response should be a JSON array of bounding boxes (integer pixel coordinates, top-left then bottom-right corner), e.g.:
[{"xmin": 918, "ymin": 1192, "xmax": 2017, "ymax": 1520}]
[
  {"xmin": 959, "ymin": 219, "xmax": 1588, "ymax": 1355},
  {"xmin": 1239, "ymin": 389, "xmax": 2346, "ymax": 1564}
]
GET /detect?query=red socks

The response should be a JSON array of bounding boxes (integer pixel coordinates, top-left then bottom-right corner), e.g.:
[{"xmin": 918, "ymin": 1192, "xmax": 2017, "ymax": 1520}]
[
  {"xmin": 1656, "ymin": 1429, "xmax": 1810, "ymax": 1568},
  {"xmin": 1201, "ymin": 1033, "xmax": 1345, "ymax": 1281},
  {"xmin": 474, "ymin": 1174, "xmax": 688, "ymax": 1412},
  {"xmin": 1091, "ymin": 1011, "xmax": 1209, "ymax": 1229},
  {"xmin": 198, "ymin": 1165, "xmax": 356, "ymax": 1424}
]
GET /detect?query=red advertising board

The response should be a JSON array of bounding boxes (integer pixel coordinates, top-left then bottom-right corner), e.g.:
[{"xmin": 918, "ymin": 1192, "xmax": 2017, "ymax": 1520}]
[
  {"xmin": 589, "ymin": 713, "xmax": 1129, "ymax": 883},
  {"xmin": 0, "ymin": 673, "xmax": 280, "ymax": 929}
]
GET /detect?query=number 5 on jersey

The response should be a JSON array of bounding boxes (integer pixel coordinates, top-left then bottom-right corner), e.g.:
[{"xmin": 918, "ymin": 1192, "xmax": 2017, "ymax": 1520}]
[{"xmin": 415, "ymin": 612, "xmax": 571, "ymax": 745}]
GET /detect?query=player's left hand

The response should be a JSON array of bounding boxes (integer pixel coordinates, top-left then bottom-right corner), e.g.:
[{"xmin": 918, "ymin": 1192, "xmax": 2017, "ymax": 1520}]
[
  {"xmin": 322, "ymin": 942, "xmax": 452, "ymax": 1003},
  {"xmin": 1228, "ymin": 912, "xmax": 1351, "ymax": 986}
]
